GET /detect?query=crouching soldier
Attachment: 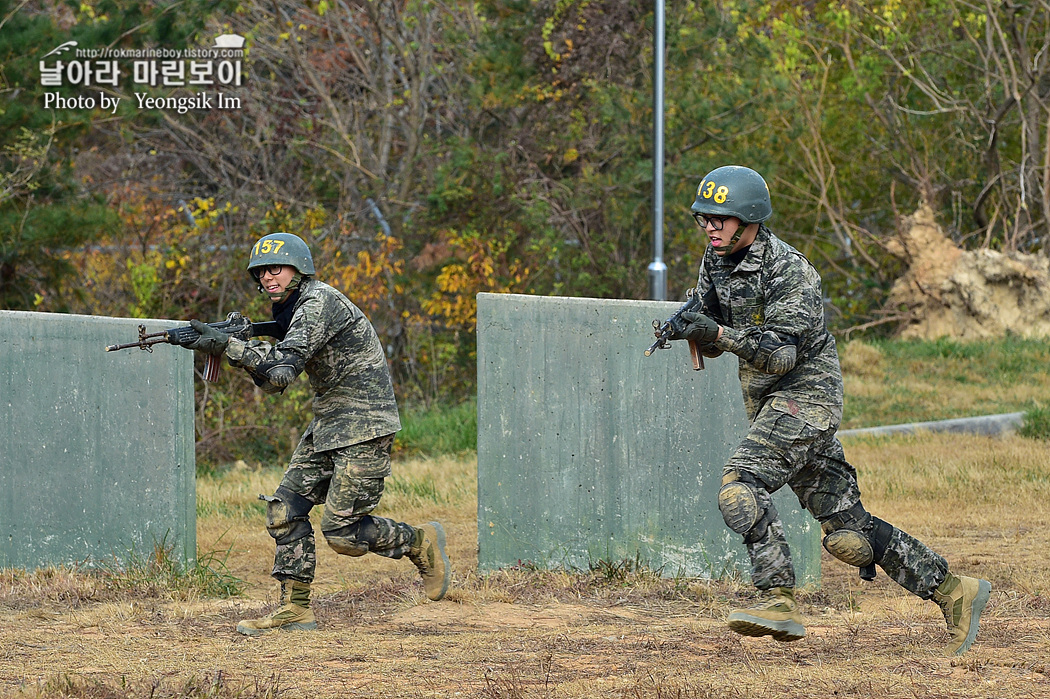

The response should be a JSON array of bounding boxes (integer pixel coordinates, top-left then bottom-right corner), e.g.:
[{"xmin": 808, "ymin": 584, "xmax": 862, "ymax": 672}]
[{"xmin": 185, "ymin": 232, "xmax": 451, "ymax": 635}]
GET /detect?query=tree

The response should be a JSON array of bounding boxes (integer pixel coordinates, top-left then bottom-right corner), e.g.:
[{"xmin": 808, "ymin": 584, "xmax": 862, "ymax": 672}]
[
  {"xmin": 0, "ymin": 2, "xmax": 122, "ymax": 310},
  {"xmin": 743, "ymin": 0, "xmax": 1050, "ymax": 254}
]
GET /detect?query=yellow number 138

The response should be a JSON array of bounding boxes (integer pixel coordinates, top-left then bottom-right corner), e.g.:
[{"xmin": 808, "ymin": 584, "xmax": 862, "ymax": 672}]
[{"xmin": 700, "ymin": 181, "xmax": 729, "ymax": 204}]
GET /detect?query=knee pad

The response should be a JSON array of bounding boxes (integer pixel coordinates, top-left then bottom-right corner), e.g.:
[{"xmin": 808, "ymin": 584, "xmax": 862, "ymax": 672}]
[
  {"xmin": 718, "ymin": 473, "xmax": 776, "ymax": 544},
  {"xmin": 822, "ymin": 529, "xmax": 875, "ymax": 567},
  {"xmin": 821, "ymin": 503, "xmax": 894, "ymax": 569},
  {"xmin": 260, "ymin": 486, "xmax": 314, "ymax": 546},
  {"xmin": 323, "ymin": 516, "xmax": 381, "ymax": 557}
]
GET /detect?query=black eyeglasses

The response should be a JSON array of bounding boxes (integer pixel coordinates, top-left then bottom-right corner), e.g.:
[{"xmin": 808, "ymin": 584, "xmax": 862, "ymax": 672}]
[
  {"xmin": 251, "ymin": 264, "xmax": 286, "ymax": 280},
  {"xmin": 693, "ymin": 213, "xmax": 730, "ymax": 231}
]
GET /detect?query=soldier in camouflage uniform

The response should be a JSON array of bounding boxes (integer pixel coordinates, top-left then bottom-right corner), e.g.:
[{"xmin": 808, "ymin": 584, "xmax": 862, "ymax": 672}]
[
  {"xmin": 185, "ymin": 232, "xmax": 451, "ymax": 635},
  {"xmin": 667, "ymin": 166, "xmax": 991, "ymax": 655}
]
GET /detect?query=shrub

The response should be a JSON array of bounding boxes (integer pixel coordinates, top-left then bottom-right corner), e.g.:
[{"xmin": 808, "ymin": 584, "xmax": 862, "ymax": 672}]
[{"xmin": 1020, "ymin": 406, "xmax": 1050, "ymax": 440}]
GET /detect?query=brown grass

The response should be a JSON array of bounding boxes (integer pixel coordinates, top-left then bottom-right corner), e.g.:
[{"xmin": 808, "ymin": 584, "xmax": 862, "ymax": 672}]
[
  {"xmin": 2, "ymin": 437, "xmax": 1049, "ymax": 698},
  {"xmin": 838, "ymin": 338, "xmax": 1050, "ymax": 428}
]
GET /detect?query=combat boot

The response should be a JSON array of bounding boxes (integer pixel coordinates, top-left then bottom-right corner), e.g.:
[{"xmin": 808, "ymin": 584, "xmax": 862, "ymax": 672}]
[
  {"xmin": 236, "ymin": 579, "xmax": 317, "ymax": 636},
  {"xmin": 931, "ymin": 573, "xmax": 991, "ymax": 655},
  {"xmin": 407, "ymin": 521, "xmax": 451, "ymax": 601},
  {"xmin": 727, "ymin": 587, "xmax": 806, "ymax": 642}
]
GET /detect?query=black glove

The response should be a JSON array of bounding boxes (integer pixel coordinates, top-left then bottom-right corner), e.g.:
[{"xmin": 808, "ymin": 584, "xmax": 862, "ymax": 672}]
[
  {"xmin": 223, "ymin": 311, "xmax": 255, "ymax": 342},
  {"xmin": 670, "ymin": 311, "xmax": 720, "ymax": 344},
  {"xmin": 187, "ymin": 319, "xmax": 230, "ymax": 356}
]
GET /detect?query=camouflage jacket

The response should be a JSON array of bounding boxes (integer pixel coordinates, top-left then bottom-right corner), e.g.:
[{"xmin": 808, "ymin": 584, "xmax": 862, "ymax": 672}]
[
  {"xmin": 225, "ymin": 278, "xmax": 401, "ymax": 451},
  {"xmin": 698, "ymin": 225, "xmax": 844, "ymax": 429}
]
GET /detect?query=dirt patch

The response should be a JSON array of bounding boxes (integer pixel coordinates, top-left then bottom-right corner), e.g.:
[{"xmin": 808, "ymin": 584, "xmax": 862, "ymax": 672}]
[
  {"xmin": 3, "ymin": 440, "xmax": 1049, "ymax": 699},
  {"xmin": 886, "ymin": 205, "xmax": 1050, "ymax": 339},
  {"xmin": 2, "ymin": 549, "xmax": 1046, "ymax": 699}
]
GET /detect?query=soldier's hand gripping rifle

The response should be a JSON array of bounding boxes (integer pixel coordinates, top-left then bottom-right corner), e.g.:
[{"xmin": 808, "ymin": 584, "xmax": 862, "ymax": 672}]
[
  {"xmin": 644, "ymin": 291, "xmax": 707, "ymax": 370},
  {"xmin": 105, "ymin": 311, "xmax": 284, "ymax": 382}
]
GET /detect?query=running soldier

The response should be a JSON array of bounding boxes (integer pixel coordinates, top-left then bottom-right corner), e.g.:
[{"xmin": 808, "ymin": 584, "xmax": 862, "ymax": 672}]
[
  {"xmin": 185, "ymin": 232, "xmax": 450, "ymax": 635},
  {"xmin": 666, "ymin": 165, "xmax": 991, "ymax": 655}
]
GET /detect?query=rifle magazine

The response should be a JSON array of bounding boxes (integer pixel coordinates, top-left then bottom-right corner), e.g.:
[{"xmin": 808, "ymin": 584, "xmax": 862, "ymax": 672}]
[{"xmin": 203, "ymin": 354, "xmax": 221, "ymax": 382}]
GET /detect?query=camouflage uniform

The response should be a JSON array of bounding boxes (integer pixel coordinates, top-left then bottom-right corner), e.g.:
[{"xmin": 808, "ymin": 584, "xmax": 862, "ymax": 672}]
[
  {"xmin": 225, "ymin": 278, "xmax": 411, "ymax": 584},
  {"xmin": 699, "ymin": 225, "xmax": 948, "ymax": 597}
]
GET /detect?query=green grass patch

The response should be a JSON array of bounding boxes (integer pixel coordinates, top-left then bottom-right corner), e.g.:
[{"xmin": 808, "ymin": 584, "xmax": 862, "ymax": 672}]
[
  {"xmin": 99, "ymin": 535, "xmax": 245, "ymax": 598},
  {"xmin": 1020, "ymin": 406, "xmax": 1050, "ymax": 439},
  {"xmin": 840, "ymin": 335, "xmax": 1050, "ymax": 428},
  {"xmin": 394, "ymin": 398, "xmax": 477, "ymax": 456},
  {"xmin": 873, "ymin": 334, "xmax": 1050, "ymax": 382},
  {"xmin": 384, "ymin": 472, "xmax": 446, "ymax": 505}
]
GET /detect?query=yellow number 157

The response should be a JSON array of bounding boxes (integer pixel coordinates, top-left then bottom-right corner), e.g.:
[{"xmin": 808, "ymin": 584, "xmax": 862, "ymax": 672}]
[{"xmin": 253, "ymin": 238, "xmax": 286, "ymax": 256}]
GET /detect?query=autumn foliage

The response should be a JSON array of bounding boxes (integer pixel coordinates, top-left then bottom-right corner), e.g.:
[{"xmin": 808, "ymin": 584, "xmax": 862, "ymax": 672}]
[{"xmin": 7, "ymin": 0, "xmax": 1050, "ymax": 463}]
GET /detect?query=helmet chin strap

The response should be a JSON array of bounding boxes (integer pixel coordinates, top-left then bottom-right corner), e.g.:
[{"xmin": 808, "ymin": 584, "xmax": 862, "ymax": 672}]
[
  {"xmin": 713, "ymin": 224, "xmax": 748, "ymax": 257},
  {"xmin": 258, "ymin": 272, "xmax": 303, "ymax": 303}
]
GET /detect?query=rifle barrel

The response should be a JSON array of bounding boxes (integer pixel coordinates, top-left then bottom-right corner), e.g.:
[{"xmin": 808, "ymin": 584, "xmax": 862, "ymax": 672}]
[
  {"xmin": 644, "ymin": 333, "xmax": 669, "ymax": 356},
  {"xmin": 104, "ymin": 337, "xmax": 167, "ymax": 352}
]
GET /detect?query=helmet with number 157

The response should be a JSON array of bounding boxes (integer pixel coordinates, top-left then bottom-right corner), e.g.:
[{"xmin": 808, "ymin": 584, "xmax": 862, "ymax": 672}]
[
  {"xmin": 690, "ymin": 165, "xmax": 772, "ymax": 223},
  {"xmin": 246, "ymin": 232, "xmax": 315, "ymax": 277}
]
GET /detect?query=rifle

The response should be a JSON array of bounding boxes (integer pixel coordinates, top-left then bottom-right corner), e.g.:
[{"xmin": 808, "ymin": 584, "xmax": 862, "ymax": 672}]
[
  {"xmin": 105, "ymin": 312, "xmax": 284, "ymax": 382},
  {"xmin": 642, "ymin": 283, "xmax": 726, "ymax": 369},
  {"xmin": 643, "ymin": 290, "xmax": 707, "ymax": 371}
]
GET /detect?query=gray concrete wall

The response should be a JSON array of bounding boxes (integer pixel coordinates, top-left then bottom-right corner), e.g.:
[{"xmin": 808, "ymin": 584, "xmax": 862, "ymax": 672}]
[
  {"xmin": 839, "ymin": 412, "xmax": 1025, "ymax": 439},
  {"xmin": 476, "ymin": 293, "xmax": 821, "ymax": 587},
  {"xmin": 0, "ymin": 310, "xmax": 196, "ymax": 569}
]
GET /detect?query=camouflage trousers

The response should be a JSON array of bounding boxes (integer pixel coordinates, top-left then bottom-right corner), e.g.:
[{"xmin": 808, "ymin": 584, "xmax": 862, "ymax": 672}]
[
  {"xmin": 725, "ymin": 399, "xmax": 948, "ymax": 598},
  {"xmin": 270, "ymin": 432, "xmax": 417, "ymax": 584}
]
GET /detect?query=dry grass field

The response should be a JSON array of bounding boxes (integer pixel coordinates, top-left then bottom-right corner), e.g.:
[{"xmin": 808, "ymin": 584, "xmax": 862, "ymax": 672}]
[{"xmin": 1, "ymin": 430, "xmax": 1048, "ymax": 698}]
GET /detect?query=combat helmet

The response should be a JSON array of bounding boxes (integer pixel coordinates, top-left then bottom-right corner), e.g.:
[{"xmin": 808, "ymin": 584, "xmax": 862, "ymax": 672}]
[
  {"xmin": 691, "ymin": 166, "xmax": 771, "ymax": 256},
  {"xmin": 690, "ymin": 165, "xmax": 772, "ymax": 224},
  {"xmin": 247, "ymin": 232, "xmax": 315, "ymax": 276}
]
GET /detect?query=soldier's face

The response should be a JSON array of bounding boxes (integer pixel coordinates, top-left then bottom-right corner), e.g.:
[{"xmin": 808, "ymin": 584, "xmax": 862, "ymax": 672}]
[
  {"xmin": 258, "ymin": 265, "xmax": 296, "ymax": 296},
  {"xmin": 699, "ymin": 216, "xmax": 757, "ymax": 256},
  {"xmin": 699, "ymin": 215, "xmax": 739, "ymax": 255}
]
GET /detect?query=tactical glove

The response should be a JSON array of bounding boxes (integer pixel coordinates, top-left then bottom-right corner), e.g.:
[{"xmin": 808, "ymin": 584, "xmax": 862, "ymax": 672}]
[
  {"xmin": 670, "ymin": 311, "xmax": 721, "ymax": 344},
  {"xmin": 224, "ymin": 312, "xmax": 255, "ymax": 342},
  {"xmin": 187, "ymin": 319, "xmax": 230, "ymax": 356}
]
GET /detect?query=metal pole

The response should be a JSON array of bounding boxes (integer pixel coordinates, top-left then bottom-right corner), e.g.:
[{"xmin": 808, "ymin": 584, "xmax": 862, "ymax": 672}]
[{"xmin": 647, "ymin": 0, "xmax": 667, "ymax": 301}]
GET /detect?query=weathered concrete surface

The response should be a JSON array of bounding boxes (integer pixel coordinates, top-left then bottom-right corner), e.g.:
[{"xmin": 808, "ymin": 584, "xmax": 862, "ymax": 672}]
[
  {"xmin": 839, "ymin": 412, "xmax": 1025, "ymax": 440},
  {"xmin": 476, "ymin": 293, "xmax": 821, "ymax": 587},
  {"xmin": 0, "ymin": 310, "xmax": 196, "ymax": 569}
]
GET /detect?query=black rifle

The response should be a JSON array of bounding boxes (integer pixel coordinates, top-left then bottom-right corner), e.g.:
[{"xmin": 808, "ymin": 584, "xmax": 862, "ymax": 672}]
[
  {"xmin": 105, "ymin": 312, "xmax": 284, "ymax": 382},
  {"xmin": 644, "ymin": 287, "xmax": 722, "ymax": 371}
]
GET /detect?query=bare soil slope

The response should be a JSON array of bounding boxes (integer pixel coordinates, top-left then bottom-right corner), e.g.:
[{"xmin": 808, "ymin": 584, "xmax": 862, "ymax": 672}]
[{"xmin": 887, "ymin": 206, "xmax": 1050, "ymax": 339}]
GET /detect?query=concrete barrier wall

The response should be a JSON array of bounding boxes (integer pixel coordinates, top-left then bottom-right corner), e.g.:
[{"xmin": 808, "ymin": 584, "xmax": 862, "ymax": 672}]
[
  {"xmin": 0, "ymin": 310, "xmax": 196, "ymax": 569},
  {"xmin": 839, "ymin": 412, "xmax": 1025, "ymax": 439},
  {"xmin": 476, "ymin": 293, "xmax": 821, "ymax": 587}
]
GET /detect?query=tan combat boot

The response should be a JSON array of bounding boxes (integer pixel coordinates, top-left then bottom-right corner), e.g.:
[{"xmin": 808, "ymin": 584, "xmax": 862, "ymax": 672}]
[
  {"xmin": 236, "ymin": 580, "xmax": 317, "ymax": 636},
  {"xmin": 931, "ymin": 573, "xmax": 991, "ymax": 655},
  {"xmin": 727, "ymin": 587, "xmax": 806, "ymax": 642},
  {"xmin": 407, "ymin": 521, "xmax": 451, "ymax": 601}
]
